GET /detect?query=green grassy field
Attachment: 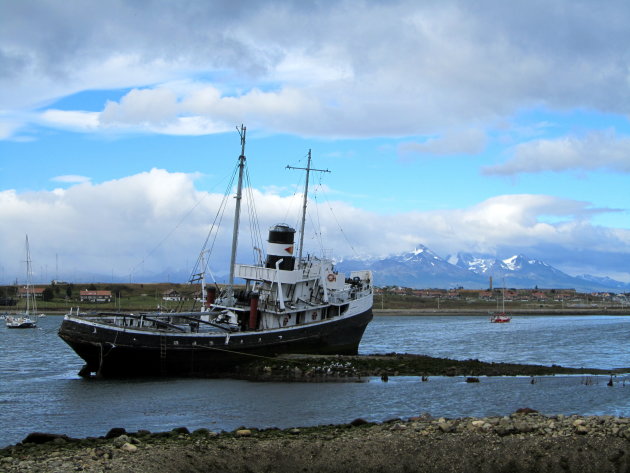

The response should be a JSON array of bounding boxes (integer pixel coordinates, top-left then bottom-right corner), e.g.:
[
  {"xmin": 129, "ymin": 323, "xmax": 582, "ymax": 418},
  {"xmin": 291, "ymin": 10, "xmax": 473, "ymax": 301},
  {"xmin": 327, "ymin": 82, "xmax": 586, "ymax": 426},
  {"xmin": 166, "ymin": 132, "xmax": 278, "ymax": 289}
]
[
  {"xmin": 0, "ymin": 283, "xmax": 205, "ymax": 313},
  {"xmin": 1, "ymin": 283, "xmax": 622, "ymax": 314}
]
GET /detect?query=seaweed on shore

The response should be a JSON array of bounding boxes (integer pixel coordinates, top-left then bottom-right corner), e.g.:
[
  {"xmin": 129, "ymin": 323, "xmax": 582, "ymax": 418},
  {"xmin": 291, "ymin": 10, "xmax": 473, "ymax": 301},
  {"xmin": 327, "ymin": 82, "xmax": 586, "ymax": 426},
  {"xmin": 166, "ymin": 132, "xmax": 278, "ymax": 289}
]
[{"xmin": 227, "ymin": 353, "xmax": 629, "ymax": 381}]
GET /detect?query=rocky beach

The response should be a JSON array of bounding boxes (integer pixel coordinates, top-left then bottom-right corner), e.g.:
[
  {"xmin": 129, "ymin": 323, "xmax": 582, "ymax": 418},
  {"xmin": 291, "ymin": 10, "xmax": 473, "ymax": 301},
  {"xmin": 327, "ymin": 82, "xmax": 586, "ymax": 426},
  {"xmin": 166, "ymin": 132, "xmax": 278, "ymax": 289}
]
[{"xmin": 2, "ymin": 411, "xmax": 629, "ymax": 473}]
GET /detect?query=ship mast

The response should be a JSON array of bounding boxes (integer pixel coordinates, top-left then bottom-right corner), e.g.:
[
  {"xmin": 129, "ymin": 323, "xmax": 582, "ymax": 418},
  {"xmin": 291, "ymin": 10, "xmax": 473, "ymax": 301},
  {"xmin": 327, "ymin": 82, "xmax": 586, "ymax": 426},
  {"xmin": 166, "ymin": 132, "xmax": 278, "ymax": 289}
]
[
  {"xmin": 287, "ymin": 150, "xmax": 329, "ymax": 265},
  {"xmin": 227, "ymin": 125, "xmax": 247, "ymax": 302}
]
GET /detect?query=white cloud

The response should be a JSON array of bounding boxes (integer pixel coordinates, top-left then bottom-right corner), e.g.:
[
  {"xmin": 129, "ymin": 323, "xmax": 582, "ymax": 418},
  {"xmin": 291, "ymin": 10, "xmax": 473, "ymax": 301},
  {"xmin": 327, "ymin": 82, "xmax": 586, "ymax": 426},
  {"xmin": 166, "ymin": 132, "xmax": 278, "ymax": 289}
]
[
  {"xmin": 483, "ymin": 131, "xmax": 630, "ymax": 175},
  {"xmin": 35, "ymin": 83, "xmax": 322, "ymax": 136},
  {"xmin": 39, "ymin": 110, "xmax": 99, "ymax": 131},
  {"xmin": 4, "ymin": 1, "xmax": 630, "ymax": 139},
  {"xmin": 100, "ymin": 88, "xmax": 180, "ymax": 125},
  {"xmin": 1, "ymin": 170, "xmax": 629, "ymax": 283}
]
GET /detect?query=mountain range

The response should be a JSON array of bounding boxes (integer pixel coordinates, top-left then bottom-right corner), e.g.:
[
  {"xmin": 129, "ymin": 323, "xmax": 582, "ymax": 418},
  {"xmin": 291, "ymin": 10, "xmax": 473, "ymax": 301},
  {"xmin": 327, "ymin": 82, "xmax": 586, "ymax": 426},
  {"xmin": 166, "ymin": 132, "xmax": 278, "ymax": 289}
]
[
  {"xmin": 336, "ymin": 245, "xmax": 630, "ymax": 293},
  {"xmin": 54, "ymin": 244, "xmax": 629, "ymax": 293}
]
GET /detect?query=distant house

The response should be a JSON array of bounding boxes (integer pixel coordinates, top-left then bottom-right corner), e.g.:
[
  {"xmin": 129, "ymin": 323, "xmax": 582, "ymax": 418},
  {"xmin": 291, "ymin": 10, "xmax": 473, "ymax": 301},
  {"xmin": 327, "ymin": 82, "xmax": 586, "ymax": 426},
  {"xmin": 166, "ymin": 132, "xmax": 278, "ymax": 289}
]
[
  {"xmin": 531, "ymin": 291, "xmax": 547, "ymax": 301},
  {"xmin": 18, "ymin": 287, "xmax": 45, "ymax": 298},
  {"xmin": 80, "ymin": 290, "xmax": 113, "ymax": 303},
  {"xmin": 162, "ymin": 289, "xmax": 182, "ymax": 301}
]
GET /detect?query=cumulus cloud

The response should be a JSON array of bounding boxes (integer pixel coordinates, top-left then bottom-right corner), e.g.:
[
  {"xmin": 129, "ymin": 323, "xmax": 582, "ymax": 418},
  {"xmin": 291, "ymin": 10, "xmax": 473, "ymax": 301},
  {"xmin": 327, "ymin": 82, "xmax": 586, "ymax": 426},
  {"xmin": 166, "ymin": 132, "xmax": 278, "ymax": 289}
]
[
  {"xmin": 2, "ymin": 170, "xmax": 629, "ymax": 284},
  {"xmin": 3, "ymin": 1, "xmax": 630, "ymax": 138},
  {"xmin": 483, "ymin": 131, "xmax": 630, "ymax": 175},
  {"xmin": 95, "ymin": 83, "xmax": 318, "ymax": 135}
]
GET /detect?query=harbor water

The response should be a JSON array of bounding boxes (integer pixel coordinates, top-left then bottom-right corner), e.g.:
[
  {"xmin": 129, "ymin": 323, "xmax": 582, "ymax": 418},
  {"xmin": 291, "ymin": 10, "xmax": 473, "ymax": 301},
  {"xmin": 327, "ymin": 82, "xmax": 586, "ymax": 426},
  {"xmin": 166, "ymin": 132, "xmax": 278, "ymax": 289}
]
[{"xmin": 1, "ymin": 314, "xmax": 629, "ymax": 447}]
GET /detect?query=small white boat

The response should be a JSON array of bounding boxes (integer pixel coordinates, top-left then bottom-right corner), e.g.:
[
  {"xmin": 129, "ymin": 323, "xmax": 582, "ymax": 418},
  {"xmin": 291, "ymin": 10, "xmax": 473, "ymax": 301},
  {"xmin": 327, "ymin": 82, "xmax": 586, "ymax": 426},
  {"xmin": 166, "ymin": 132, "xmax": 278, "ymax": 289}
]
[
  {"xmin": 6, "ymin": 235, "xmax": 38, "ymax": 329},
  {"xmin": 6, "ymin": 315, "xmax": 38, "ymax": 329}
]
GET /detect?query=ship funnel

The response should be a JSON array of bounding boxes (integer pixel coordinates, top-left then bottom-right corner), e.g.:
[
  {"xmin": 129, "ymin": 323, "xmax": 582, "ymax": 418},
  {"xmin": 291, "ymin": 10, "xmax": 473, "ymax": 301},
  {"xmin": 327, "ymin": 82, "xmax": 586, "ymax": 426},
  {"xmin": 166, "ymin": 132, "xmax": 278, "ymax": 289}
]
[{"xmin": 265, "ymin": 224, "xmax": 295, "ymax": 271}]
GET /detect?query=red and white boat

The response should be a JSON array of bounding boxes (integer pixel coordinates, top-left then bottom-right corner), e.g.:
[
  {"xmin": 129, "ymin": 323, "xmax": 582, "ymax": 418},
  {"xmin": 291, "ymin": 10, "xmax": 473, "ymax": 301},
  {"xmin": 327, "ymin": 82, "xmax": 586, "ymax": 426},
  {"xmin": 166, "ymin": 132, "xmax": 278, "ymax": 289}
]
[
  {"xmin": 490, "ymin": 312, "xmax": 511, "ymax": 323},
  {"xmin": 489, "ymin": 283, "xmax": 511, "ymax": 323}
]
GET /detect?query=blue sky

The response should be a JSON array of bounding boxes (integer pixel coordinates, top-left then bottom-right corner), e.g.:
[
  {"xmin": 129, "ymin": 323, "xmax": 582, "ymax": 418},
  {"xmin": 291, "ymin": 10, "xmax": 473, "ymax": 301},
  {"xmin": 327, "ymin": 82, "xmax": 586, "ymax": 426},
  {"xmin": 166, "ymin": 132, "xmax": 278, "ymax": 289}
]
[{"xmin": 2, "ymin": 0, "xmax": 630, "ymax": 285}]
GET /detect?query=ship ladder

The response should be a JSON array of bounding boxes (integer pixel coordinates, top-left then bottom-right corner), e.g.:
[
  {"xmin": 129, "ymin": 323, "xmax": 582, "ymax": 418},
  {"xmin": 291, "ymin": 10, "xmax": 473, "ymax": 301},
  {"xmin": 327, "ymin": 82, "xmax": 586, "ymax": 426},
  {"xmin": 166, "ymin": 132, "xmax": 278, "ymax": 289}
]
[
  {"xmin": 159, "ymin": 335, "xmax": 167, "ymax": 375},
  {"xmin": 160, "ymin": 335, "xmax": 167, "ymax": 359}
]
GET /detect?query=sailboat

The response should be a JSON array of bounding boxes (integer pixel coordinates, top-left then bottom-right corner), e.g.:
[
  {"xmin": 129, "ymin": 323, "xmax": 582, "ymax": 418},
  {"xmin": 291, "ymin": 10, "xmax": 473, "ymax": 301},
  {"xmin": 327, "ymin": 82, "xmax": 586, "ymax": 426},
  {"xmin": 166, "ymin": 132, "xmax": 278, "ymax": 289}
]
[
  {"xmin": 58, "ymin": 126, "xmax": 374, "ymax": 377},
  {"xmin": 6, "ymin": 236, "xmax": 38, "ymax": 329},
  {"xmin": 489, "ymin": 281, "xmax": 511, "ymax": 323}
]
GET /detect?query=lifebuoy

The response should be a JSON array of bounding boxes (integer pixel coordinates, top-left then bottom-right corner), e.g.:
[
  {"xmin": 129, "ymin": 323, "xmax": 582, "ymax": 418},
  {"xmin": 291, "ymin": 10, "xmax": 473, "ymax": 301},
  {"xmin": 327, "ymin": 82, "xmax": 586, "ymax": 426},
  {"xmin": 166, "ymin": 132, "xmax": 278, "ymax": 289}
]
[
  {"xmin": 327, "ymin": 273, "xmax": 336, "ymax": 282},
  {"xmin": 283, "ymin": 316, "xmax": 289, "ymax": 326}
]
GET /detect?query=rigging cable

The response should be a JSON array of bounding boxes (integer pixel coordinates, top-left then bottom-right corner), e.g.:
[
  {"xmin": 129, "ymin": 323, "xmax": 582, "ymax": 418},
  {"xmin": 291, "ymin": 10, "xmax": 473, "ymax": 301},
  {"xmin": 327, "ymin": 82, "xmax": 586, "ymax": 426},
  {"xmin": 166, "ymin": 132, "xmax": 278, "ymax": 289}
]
[
  {"xmin": 319, "ymin": 186, "xmax": 361, "ymax": 259},
  {"xmin": 243, "ymin": 166, "xmax": 265, "ymax": 266},
  {"xmin": 189, "ymin": 163, "xmax": 239, "ymax": 284},
  {"xmin": 127, "ymin": 171, "xmax": 232, "ymax": 282}
]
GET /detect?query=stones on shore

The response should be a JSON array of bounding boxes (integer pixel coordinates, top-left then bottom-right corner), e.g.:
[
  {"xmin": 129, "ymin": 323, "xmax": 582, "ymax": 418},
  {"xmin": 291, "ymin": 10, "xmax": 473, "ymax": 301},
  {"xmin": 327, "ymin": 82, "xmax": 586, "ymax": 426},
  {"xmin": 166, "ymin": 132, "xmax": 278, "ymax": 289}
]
[
  {"xmin": 350, "ymin": 418, "xmax": 370, "ymax": 427},
  {"xmin": 120, "ymin": 442, "xmax": 138, "ymax": 452},
  {"xmin": 21, "ymin": 433, "xmax": 75, "ymax": 445},
  {"xmin": 171, "ymin": 427, "xmax": 190, "ymax": 435},
  {"xmin": 104, "ymin": 427, "xmax": 126, "ymax": 439},
  {"xmin": 2, "ymin": 412, "xmax": 630, "ymax": 473},
  {"xmin": 247, "ymin": 358, "xmax": 363, "ymax": 382}
]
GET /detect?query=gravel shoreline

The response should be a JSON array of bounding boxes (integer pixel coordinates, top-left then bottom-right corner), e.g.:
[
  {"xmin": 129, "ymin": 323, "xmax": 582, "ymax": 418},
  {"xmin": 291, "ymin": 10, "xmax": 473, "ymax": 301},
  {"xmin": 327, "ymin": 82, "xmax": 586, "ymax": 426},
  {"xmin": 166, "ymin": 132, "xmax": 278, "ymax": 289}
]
[{"xmin": 2, "ymin": 411, "xmax": 629, "ymax": 473}]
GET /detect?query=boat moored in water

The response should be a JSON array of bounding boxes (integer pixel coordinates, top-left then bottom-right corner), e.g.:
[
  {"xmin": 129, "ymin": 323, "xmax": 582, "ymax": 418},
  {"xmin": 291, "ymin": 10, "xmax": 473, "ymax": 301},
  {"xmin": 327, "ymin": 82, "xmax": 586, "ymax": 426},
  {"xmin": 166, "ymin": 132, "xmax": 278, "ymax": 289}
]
[
  {"xmin": 489, "ymin": 312, "xmax": 511, "ymax": 323},
  {"xmin": 489, "ymin": 280, "xmax": 511, "ymax": 323},
  {"xmin": 6, "ymin": 235, "xmax": 39, "ymax": 330},
  {"xmin": 58, "ymin": 126, "xmax": 373, "ymax": 377},
  {"xmin": 5, "ymin": 315, "xmax": 38, "ymax": 329}
]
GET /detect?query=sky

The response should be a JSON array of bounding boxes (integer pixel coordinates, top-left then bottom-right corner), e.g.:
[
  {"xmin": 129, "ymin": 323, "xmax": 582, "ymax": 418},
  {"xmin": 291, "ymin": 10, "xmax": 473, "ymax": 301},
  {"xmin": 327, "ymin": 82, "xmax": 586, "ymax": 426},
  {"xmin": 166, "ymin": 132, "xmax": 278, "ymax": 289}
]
[{"xmin": 2, "ymin": 0, "xmax": 630, "ymax": 285}]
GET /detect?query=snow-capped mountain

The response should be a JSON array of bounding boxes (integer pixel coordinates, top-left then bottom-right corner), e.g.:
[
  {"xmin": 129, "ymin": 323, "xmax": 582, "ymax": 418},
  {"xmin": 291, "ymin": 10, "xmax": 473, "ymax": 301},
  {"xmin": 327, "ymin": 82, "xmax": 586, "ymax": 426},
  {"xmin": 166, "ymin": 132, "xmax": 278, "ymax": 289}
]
[
  {"xmin": 337, "ymin": 246, "xmax": 630, "ymax": 292},
  {"xmin": 573, "ymin": 274, "xmax": 630, "ymax": 292},
  {"xmin": 338, "ymin": 245, "xmax": 482, "ymax": 288},
  {"xmin": 450, "ymin": 252, "xmax": 577, "ymax": 288}
]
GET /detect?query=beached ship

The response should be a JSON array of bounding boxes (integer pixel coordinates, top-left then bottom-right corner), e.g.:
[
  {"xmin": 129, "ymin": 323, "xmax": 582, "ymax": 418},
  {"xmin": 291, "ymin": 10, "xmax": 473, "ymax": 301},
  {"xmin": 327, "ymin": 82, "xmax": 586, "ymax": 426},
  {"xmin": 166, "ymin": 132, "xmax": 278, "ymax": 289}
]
[{"xmin": 58, "ymin": 126, "xmax": 373, "ymax": 377}]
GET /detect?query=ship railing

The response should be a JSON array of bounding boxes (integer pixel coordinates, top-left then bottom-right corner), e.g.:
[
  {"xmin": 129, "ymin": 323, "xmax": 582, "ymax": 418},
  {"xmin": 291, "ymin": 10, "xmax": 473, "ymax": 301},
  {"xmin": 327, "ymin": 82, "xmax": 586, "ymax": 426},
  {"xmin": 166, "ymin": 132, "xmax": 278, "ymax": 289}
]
[
  {"xmin": 235, "ymin": 264, "xmax": 303, "ymax": 284},
  {"xmin": 327, "ymin": 291, "xmax": 351, "ymax": 304}
]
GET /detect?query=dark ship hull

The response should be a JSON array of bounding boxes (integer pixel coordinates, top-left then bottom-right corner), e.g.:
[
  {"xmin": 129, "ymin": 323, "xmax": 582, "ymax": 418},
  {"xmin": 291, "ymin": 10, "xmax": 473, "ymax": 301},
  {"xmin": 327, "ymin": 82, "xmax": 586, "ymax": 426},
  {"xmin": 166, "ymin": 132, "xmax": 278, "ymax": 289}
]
[{"xmin": 59, "ymin": 308, "xmax": 373, "ymax": 378}]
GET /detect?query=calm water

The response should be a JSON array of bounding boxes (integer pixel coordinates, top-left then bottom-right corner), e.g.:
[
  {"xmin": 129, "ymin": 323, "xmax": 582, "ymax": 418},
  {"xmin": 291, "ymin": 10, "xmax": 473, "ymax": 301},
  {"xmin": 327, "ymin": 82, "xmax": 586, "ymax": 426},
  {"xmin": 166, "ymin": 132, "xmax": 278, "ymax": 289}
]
[{"xmin": 1, "ymin": 315, "xmax": 629, "ymax": 447}]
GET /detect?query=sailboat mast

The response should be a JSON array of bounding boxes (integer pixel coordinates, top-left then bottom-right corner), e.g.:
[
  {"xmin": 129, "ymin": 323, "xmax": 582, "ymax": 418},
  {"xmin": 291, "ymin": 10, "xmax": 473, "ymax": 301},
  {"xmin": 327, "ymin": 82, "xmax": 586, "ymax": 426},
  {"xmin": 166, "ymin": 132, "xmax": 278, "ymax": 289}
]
[
  {"xmin": 24, "ymin": 235, "xmax": 32, "ymax": 315},
  {"xmin": 501, "ymin": 276, "xmax": 506, "ymax": 312},
  {"xmin": 227, "ymin": 125, "xmax": 247, "ymax": 299},
  {"xmin": 287, "ymin": 150, "xmax": 330, "ymax": 265}
]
